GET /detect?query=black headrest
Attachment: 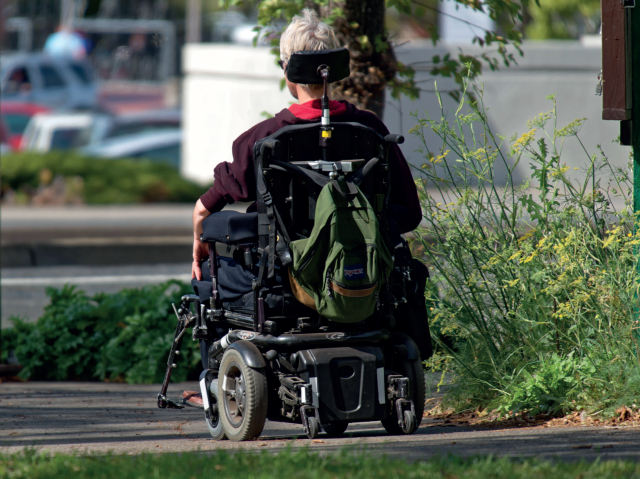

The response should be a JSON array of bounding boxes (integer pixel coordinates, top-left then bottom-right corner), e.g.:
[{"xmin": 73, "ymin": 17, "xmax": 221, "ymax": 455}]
[{"xmin": 286, "ymin": 48, "xmax": 350, "ymax": 84}]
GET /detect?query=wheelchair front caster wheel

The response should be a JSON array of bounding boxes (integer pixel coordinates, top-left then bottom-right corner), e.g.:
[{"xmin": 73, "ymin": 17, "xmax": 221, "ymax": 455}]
[
  {"xmin": 204, "ymin": 378, "xmax": 226, "ymax": 440},
  {"xmin": 401, "ymin": 410, "xmax": 415, "ymax": 434},
  {"xmin": 219, "ymin": 349, "xmax": 268, "ymax": 441},
  {"xmin": 306, "ymin": 416, "xmax": 319, "ymax": 439}
]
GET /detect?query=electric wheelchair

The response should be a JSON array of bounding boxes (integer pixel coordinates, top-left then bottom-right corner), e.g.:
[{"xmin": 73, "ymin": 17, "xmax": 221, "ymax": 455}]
[{"xmin": 158, "ymin": 47, "xmax": 433, "ymax": 441}]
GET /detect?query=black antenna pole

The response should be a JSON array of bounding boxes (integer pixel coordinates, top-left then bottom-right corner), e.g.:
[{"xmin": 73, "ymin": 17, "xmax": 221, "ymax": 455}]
[{"xmin": 318, "ymin": 64, "xmax": 330, "ymax": 162}]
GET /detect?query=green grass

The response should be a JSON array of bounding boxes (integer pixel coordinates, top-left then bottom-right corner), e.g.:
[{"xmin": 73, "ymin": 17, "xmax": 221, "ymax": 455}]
[{"xmin": 1, "ymin": 448, "xmax": 639, "ymax": 479}]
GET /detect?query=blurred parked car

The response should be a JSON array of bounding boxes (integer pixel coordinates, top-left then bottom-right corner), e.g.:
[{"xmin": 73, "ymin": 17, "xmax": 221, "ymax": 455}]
[
  {"xmin": 0, "ymin": 101, "xmax": 51, "ymax": 150},
  {"xmin": 1, "ymin": 118, "xmax": 12, "ymax": 153},
  {"xmin": 76, "ymin": 108, "xmax": 181, "ymax": 147},
  {"xmin": 0, "ymin": 53, "xmax": 97, "ymax": 110},
  {"xmin": 20, "ymin": 112, "xmax": 94, "ymax": 151},
  {"xmin": 80, "ymin": 129, "xmax": 182, "ymax": 169}
]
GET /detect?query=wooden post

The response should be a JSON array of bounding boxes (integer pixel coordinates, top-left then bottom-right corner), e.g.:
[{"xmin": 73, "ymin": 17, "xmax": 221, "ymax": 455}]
[{"xmin": 602, "ymin": 0, "xmax": 632, "ymax": 121}]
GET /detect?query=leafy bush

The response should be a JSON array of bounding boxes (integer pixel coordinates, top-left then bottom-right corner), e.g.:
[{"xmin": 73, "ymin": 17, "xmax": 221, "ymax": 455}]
[
  {"xmin": 1, "ymin": 282, "xmax": 201, "ymax": 383},
  {"xmin": 0, "ymin": 151, "xmax": 209, "ymax": 204},
  {"xmin": 414, "ymin": 79, "xmax": 640, "ymax": 417}
]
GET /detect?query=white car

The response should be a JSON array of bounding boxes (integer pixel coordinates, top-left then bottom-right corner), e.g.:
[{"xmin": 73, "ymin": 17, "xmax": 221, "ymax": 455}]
[
  {"xmin": 1, "ymin": 53, "xmax": 97, "ymax": 110},
  {"xmin": 20, "ymin": 112, "xmax": 94, "ymax": 151},
  {"xmin": 80, "ymin": 129, "xmax": 182, "ymax": 169},
  {"xmin": 76, "ymin": 109, "xmax": 182, "ymax": 147}
]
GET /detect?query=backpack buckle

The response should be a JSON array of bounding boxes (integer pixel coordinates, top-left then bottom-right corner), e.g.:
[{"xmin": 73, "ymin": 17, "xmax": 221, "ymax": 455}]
[{"xmin": 262, "ymin": 192, "xmax": 273, "ymax": 206}]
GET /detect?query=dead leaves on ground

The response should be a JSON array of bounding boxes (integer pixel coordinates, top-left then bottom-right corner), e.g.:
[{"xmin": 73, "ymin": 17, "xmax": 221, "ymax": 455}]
[{"xmin": 423, "ymin": 401, "xmax": 640, "ymax": 429}]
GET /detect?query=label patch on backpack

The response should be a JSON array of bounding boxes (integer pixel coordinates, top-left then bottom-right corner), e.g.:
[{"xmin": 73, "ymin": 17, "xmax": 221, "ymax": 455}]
[{"xmin": 344, "ymin": 264, "xmax": 365, "ymax": 280}]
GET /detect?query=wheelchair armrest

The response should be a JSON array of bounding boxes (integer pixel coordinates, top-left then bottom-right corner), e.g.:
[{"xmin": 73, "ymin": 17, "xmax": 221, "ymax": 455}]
[{"xmin": 201, "ymin": 211, "xmax": 258, "ymax": 244}]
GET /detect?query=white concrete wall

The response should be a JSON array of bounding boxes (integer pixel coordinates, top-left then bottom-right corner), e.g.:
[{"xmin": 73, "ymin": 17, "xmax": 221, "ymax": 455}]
[
  {"xmin": 385, "ymin": 40, "xmax": 631, "ymax": 187},
  {"xmin": 182, "ymin": 40, "xmax": 631, "ymax": 187},
  {"xmin": 181, "ymin": 44, "xmax": 291, "ymax": 184}
]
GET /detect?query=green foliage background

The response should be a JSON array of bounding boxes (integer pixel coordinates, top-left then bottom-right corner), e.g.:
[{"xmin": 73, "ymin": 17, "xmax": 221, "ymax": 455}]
[
  {"xmin": 526, "ymin": 0, "xmax": 601, "ymax": 40},
  {"xmin": 0, "ymin": 152, "xmax": 208, "ymax": 204},
  {"xmin": 1, "ymin": 282, "xmax": 201, "ymax": 383}
]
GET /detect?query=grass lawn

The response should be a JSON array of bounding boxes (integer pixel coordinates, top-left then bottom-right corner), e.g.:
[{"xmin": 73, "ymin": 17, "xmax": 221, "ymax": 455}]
[{"xmin": 2, "ymin": 448, "xmax": 639, "ymax": 479}]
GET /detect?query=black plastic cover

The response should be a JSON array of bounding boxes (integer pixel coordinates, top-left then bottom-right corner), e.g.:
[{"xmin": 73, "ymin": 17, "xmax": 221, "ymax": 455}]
[
  {"xmin": 287, "ymin": 48, "xmax": 350, "ymax": 84},
  {"xmin": 297, "ymin": 346, "xmax": 386, "ymax": 423},
  {"xmin": 201, "ymin": 211, "xmax": 258, "ymax": 244},
  {"xmin": 227, "ymin": 340, "xmax": 267, "ymax": 369}
]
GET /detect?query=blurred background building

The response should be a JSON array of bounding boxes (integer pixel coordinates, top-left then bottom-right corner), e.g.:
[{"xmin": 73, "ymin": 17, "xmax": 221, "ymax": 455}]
[{"xmin": 1, "ymin": 0, "xmax": 613, "ymax": 180}]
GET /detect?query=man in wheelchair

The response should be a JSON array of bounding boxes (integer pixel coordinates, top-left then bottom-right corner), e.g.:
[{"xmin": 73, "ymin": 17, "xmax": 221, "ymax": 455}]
[{"xmin": 158, "ymin": 9, "xmax": 433, "ymax": 442}]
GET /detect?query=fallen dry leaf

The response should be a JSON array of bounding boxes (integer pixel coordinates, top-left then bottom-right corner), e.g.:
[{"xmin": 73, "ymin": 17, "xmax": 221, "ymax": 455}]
[
  {"xmin": 617, "ymin": 406, "xmax": 631, "ymax": 421},
  {"xmin": 312, "ymin": 439, "xmax": 326, "ymax": 444}
]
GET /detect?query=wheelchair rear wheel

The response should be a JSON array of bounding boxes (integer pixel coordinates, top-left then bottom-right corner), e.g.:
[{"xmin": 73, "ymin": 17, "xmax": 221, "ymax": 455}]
[
  {"xmin": 381, "ymin": 356, "xmax": 425, "ymax": 435},
  {"xmin": 219, "ymin": 349, "xmax": 268, "ymax": 441},
  {"xmin": 323, "ymin": 421, "xmax": 349, "ymax": 438}
]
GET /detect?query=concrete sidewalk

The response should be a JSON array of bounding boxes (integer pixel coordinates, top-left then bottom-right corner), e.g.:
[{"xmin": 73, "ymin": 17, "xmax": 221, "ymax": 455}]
[
  {"xmin": 1, "ymin": 380, "xmax": 639, "ymax": 460},
  {"xmin": 1, "ymin": 204, "xmax": 248, "ymax": 267}
]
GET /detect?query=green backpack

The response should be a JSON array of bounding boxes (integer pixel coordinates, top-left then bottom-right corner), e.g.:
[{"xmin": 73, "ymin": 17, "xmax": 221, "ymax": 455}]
[{"xmin": 288, "ymin": 181, "xmax": 393, "ymax": 323}]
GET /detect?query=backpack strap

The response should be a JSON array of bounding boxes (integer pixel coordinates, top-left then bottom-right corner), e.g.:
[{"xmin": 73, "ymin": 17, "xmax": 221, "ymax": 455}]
[
  {"xmin": 330, "ymin": 178, "xmax": 358, "ymax": 202},
  {"xmin": 255, "ymin": 156, "xmax": 277, "ymax": 279}
]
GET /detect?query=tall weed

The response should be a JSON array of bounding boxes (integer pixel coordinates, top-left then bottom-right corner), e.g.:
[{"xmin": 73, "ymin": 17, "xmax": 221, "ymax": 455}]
[{"xmin": 414, "ymin": 78, "xmax": 640, "ymax": 417}]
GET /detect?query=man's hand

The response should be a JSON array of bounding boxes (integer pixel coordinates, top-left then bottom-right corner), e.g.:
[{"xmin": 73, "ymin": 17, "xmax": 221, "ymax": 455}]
[
  {"xmin": 192, "ymin": 237, "xmax": 209, "ymax": 280},
  {"xmin": 192, "ymin": 199, "xmax": 212, "ymax": 280}
]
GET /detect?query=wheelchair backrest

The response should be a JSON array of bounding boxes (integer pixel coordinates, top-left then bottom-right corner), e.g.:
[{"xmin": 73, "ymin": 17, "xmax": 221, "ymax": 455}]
[{"xmin": 254, "ymin": 121, "xmax": 391, "ymax": 241}]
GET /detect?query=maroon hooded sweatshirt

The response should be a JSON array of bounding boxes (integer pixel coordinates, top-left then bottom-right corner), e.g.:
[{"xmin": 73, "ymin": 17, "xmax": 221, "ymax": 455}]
[{"xmin": 200, "ymin": 100, "xmax": 422, "ymax": 233}]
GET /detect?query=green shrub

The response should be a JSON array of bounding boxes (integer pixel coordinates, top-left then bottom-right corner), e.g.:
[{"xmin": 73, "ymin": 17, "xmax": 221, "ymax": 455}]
[
  {"xmin": 1, "ymin": 281, "xmax": 201, "ymax": 383},
  {"xmin": 0, "ymin": 151, "xmax": 209, "ymax": 204},
  {"xmin": 414, "ymin": 78, "xmax": 640, "ymax": 417}
]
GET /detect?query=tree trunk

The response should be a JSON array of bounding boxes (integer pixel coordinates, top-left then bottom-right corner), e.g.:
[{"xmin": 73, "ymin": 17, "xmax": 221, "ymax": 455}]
[{"xmin": 322, "ymin": 0, "xmax": 396, "ymax": 118}]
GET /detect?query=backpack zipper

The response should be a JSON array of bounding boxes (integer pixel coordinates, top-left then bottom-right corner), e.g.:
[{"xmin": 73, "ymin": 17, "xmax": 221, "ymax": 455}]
[
  {"xmin": 326, "ymin": 268, "xmax": 333, "ymax": 299},
  {"xmin": 297, "ymin": 245, "xmax": 317, "ymax": 273},
  {"xmin": 331, "ymin": 278, "xmax": 378, "ymax": 290}
]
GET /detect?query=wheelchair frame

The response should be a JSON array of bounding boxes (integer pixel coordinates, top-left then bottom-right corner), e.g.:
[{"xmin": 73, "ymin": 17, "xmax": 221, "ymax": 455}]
[{"xmin": 157, "ymin": 48, "xmax": 431, "ymax": 441}]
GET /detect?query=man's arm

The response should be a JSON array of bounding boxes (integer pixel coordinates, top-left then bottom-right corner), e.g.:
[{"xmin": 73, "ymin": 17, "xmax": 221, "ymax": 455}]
[{"xmin": 192, "ymin": 199, "xmax": 211, "ymax": 280}]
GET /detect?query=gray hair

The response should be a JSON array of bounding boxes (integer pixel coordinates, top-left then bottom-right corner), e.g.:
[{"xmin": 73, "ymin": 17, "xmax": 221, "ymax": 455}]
[{"xmin": 280, "ymin": 9, "xmax": 339, "ymax": 91}]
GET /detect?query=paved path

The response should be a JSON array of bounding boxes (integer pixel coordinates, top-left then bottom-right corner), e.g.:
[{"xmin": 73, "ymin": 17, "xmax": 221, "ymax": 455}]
[{"xmin": 1, "ymin": 381, "xmax": 638, "ymax": 461}]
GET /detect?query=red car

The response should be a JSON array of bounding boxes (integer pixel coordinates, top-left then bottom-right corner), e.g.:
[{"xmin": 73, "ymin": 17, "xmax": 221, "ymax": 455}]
[{"xmin": 0, "ymin": 101, "xmax": 51, "ymax": 150}]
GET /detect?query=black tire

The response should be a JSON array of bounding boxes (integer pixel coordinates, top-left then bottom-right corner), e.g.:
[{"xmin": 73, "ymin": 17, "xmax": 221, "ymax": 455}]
[
  {"xmin": 393, "ymin": 261, "xmax": 433, "ymax": 361},
  {"xmin": 381, "ymin": 356, "xmax": 425, "ymax": 435},
  {"xmin": 402, "ymin": 410, "xmax": 415, "ymax": 433},
  {"xmin": 306, "ymin": 416, "xmax": 319, "ymax": 439},
  {"xmin": 323, "ymin": 421, "xmax": 349, "ymax": 438},
  {"xmin": 219, "ymin": 348, "xmax": 268, "ymax": 441},
  {"xmin": 205, "ymin": 378, "xmax": 226, "ymax": 440}
]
